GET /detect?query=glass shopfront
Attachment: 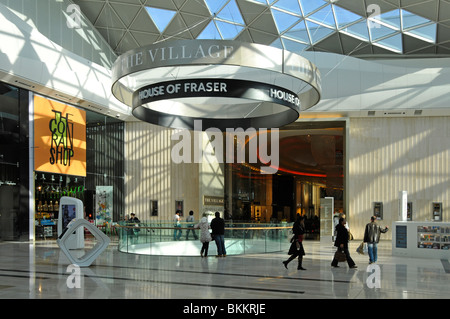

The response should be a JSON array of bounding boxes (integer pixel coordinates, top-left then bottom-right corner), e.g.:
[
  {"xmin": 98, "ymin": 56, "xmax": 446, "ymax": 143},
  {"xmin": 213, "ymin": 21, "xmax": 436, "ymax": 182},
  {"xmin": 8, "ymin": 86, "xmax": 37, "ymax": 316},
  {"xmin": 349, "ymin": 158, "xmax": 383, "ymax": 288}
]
[
  {"xmin": 0, "ymin": 83, "xmax": 26, "ymax": 240},
  {"xmin": 0, "ymin": 81, "xmax": 125, "ymax": 241},
  {"xmin": 224, "ymin": 121, "xmax": 345, "ymax": 238},
  {"xmin": 33, "ymin": 95, "xmax": 125, "ymax": 239}
]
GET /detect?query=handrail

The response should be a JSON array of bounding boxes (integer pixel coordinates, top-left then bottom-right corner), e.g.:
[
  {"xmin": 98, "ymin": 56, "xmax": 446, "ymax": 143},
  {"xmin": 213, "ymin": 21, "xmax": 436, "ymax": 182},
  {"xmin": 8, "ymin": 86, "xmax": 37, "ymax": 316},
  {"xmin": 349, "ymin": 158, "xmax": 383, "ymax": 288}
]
[
  {"xmin": 116, "ymin": 221, "xmax": 294, "ymax": 256},
  {"xmin": 115, "ymin": 224, "xmax": 292, "ymax": 231}
]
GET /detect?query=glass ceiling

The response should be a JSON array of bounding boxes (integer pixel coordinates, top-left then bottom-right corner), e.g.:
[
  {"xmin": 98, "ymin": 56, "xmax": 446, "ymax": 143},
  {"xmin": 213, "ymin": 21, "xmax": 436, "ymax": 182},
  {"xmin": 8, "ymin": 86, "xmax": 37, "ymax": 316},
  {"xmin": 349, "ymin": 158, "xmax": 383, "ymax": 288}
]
[{"xmin": 144, "ymin": 0, "xmax": 437, "ymax": 55}]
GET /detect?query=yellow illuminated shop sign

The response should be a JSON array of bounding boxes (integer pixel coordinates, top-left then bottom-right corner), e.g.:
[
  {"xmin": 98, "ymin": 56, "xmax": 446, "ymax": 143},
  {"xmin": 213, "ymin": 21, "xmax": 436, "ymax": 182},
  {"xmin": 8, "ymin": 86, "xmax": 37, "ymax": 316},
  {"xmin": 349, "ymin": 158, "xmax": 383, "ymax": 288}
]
[{"xmin": 34, "ymin": 95, "xmax": 86, "ymax": 176}]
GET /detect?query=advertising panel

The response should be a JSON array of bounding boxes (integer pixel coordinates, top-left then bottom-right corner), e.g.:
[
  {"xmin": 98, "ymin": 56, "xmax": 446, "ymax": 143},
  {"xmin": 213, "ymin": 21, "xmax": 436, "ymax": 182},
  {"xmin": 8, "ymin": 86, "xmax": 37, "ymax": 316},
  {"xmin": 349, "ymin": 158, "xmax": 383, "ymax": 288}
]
[{"xmin": 34, "ymin": 95, "xmax": 86, "ymax": 176}]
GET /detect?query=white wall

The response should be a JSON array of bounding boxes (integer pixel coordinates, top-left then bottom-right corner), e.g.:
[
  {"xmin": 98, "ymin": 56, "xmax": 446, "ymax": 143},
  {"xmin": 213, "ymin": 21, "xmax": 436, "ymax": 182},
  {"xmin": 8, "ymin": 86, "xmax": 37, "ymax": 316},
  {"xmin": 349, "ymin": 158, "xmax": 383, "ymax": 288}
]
[
  {"xmin": 0, "ymin": 0, "xmax": 116, "ymax": 68},
  {"xmin": 125, "ymin": 121, "xmax": 200, "ymax": 221},
  {"xmin": 0, "ymin": 1, "xmax": 131, "ymax": 119},
  {"xmin": 348, "ymin": 116, "xmax": 450, "ymax": 240},
  {"xmin": 302, "ymin": 52, "xmax": 450, "ymax": 116}
]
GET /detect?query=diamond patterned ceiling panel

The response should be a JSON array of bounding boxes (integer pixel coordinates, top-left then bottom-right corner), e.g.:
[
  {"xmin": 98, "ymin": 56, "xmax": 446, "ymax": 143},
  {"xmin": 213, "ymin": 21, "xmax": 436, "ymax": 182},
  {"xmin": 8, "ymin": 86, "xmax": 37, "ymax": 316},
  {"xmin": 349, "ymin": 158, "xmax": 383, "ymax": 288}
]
[
  {"xmin": 272, "ymin": 8, "xmax": 300, "ymax": 33},
  {"xmin": 73, "ymin": 0, "xmax": 450, "ymax": 58},
  {"xmin": 376, "ymin": 9, "xmax": 401, "ymax": 29},
  {"xmin": 306, "ymin": 20, "xmax": 335, "ymax": 44},
  {"xmin": 402, "ymin": 9, "xmax": 433, "ymax": 29},
  {"xmin": 146, "ymin": 7, "xmax": 176, "ymax": 32},
  {"xmin": 198, "ymin": 20, "xmax": 221, "ymax": 39},
  {"xmin": 333, "ymin": 5, "xmax": 362, "ymax": 28},
  {"xmin": 273, "ymin": 0, "xmax": 301, "ymax": 13},
  {"xmin": 216, "ymin": 20, "xmax": 244, "ymax": 39},
  {"xmin": 128, "ymin": 8, "xmax": 159, "ymax": 33},
  {"xmin": 299, "ymin": 0, "xmax": 327, "ymax": 16},
  {"xmin": 281, "ymin": 37, "xmax": 310, "ymax": 52},
  {"xmin": 308, "ymin": 5, "xmax": 336, "ymax": 28},
  {"xmin": 341, "ymin": 20, "xmax": 370, "ymax": 41},
  {"xmin": 284, "ymin": 19, "xmax": 310, "ymax": 43},
  {"xmin": 216, "ymin": 0, "xmax": 245, "ymax": 24},
  {"xmin": 406, "ymin": 23, "xmax": 437, "ymax": 43},
  {"xmin": 374, "ymin": 32, "xmax": 402, "ymax": 53},
  {"xmin": 369, "ymin": 22, "xmax": 398, "ymax": 41}
]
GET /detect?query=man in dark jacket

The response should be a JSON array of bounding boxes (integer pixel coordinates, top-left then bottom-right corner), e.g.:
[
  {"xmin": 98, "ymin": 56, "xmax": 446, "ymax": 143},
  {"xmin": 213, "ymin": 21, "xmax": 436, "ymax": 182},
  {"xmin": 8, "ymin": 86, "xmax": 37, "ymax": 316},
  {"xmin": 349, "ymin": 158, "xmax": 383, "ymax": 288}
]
[
  {"xmin": 331, "ymin": 218, "xmax": 357, "ymax": 268},
  {"xmin": 211, "ymin": 211, "xmax": 227, "ymax": 257},
  {"xmin": 363, "ymin": 216, "xmax": 389, "ymax": 264}
]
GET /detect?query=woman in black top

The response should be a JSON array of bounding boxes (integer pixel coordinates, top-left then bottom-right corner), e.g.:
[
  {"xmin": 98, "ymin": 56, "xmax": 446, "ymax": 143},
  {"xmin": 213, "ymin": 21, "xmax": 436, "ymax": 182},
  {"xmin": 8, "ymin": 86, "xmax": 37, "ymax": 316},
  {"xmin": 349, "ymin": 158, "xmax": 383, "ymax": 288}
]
[
  {"xmin": 282, "ymin": 214, "xmax": 306, "ymax": 270},
  {"xmin": 331, "ymin": 217, "xmax": 357, "ymax": 268}
]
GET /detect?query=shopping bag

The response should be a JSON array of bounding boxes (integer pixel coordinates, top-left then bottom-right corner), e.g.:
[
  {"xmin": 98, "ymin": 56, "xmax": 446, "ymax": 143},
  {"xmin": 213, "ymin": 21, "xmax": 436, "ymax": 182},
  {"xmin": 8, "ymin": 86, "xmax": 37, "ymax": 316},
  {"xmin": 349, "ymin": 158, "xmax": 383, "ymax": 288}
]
[
  {"xmin": 356, "ymin": 242, "xmax": 368, "ymax": 255},
  {"xmin": 334, "ymin": 249, "xmax": 347, "ymax": 262}
]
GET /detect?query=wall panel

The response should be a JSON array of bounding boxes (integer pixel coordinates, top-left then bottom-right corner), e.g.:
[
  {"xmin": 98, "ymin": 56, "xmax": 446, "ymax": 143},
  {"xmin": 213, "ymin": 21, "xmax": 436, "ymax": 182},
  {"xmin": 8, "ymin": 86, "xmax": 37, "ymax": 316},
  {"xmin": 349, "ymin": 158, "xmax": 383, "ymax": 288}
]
[
  {"xmin": 125, "ymin": 122, "xmax": 200, "ymax": 222},
  {"xmin": 348, "ymin": 117, "xmax": 450, "ymax": 240}
]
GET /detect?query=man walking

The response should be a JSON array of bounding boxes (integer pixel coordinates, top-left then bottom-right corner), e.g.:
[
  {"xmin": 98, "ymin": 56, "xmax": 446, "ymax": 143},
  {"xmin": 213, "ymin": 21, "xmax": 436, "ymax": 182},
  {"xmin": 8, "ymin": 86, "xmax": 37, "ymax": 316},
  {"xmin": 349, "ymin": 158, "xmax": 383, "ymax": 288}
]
[
  {"xmin": 173, "ymin": 210, "xmax": 182, "ymax": 240},
  {"xmin": 363, "ymin": 216, "xmax": 389, "ymax": 264},
  {"xmin": 211, "ymin": 211, "xmax": 227, "ymax": 257}
]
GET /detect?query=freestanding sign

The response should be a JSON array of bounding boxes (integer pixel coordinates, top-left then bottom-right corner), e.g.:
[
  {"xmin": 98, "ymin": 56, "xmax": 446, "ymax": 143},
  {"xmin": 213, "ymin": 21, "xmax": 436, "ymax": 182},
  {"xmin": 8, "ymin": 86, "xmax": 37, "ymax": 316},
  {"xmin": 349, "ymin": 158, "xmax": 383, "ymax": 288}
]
[
  {"xmin": 320, "ymin": 197, "xmax": 334, "ymax": 243},
  {"xmin": 399, "ymin": 191, "xmax": 408, "ymax": 222},
  {"xmin": 57, "ymin": 196, "xmax": 84, "ymax": 249}
]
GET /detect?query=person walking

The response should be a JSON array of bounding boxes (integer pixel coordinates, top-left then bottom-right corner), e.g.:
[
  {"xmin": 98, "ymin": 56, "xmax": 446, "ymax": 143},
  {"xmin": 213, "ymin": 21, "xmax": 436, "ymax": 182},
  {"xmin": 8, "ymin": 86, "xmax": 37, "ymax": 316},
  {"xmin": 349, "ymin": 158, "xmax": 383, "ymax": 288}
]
[
  {"xmin": 195, "ymin": 213, "xmax": 212, "ymax": 257},
  {"xmin": 173, "ymin": 210, "xmax": 182, "ymax": 240},
  {"xmin": 211, "ymin": 211, "xmax": 227, "ymax": 257},
  {"xmin": 185, "ymin": 210, "xmax": 198, "ymax": 240},
  {"xmin": 331, "ymin": 217, "xmax": 357, "ymax": 269},
  {"xmin": 363, "ymin": 216, "xmax": 389, "ymax": 264},
  {"xmin": 282, "ymin": 214, "xmax": 306, "ymax": 270}
]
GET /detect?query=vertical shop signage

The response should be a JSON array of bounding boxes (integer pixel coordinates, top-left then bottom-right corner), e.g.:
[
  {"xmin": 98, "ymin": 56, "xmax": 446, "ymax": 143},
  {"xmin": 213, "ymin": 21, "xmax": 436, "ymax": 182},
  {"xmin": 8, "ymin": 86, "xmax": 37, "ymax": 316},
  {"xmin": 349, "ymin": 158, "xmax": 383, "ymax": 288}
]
[{"xmin": 34, "ymin": 95, "xmax": 86, "ymax": 176}]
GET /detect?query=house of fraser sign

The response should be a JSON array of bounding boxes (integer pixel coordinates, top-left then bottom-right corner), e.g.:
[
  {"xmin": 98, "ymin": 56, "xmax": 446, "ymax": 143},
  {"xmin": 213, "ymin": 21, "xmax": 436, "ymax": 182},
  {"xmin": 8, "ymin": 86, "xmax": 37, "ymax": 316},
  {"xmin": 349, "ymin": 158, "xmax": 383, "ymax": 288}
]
[{"xmin": 111, "ymin": 40, "xmax": 321, "ymax": 131}]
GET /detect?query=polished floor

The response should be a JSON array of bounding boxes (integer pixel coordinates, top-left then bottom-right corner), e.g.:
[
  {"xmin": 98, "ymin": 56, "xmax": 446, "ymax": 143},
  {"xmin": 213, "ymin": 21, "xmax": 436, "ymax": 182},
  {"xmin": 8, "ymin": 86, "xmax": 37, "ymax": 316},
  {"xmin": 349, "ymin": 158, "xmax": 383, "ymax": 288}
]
[{"xmin": 0, "ymin": 238, "xmax": 448, "ymax": 300}]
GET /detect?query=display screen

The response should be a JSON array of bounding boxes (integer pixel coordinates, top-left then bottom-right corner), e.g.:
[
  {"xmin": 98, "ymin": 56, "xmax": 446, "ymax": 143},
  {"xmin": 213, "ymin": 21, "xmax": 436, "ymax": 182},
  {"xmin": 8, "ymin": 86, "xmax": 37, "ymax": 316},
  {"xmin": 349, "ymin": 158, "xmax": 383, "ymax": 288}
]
[
  {"xmin": 396, "ymin": 225, "xmax": 407, "ymax": 249},
  {"xmin": 62, "ymin": 204, "xmax": 76, "ymax": 229}
]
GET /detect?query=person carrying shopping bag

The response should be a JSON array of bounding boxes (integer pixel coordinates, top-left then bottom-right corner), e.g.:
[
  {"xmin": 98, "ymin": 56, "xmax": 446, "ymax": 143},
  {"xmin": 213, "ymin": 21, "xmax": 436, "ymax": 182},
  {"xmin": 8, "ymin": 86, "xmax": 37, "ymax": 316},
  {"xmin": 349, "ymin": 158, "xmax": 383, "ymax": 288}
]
[
  {"xmin": 363, "ymin": 215, "xmax": 389, "ymax": 264},
  {"xmin": 282, "ymin": 214, "xmax": 307, "ymax": 270},
  {"xmin": 331, "ymin": 217, "xmax": 357, "ymax": 269}
]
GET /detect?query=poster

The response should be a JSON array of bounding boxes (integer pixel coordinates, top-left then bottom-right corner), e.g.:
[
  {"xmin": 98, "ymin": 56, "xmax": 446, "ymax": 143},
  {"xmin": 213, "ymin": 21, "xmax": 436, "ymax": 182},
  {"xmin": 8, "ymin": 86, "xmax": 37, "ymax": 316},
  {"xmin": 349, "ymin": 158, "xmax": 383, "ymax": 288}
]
[
  {"xmin": 34, "ymin": 95, "xmax": 86, "ymax": 176},
  {"xmin": 96, "ymin": 186, "xmax": 113, "ymax": 225},
  {"xmin": 175, "ymin": 200, "xmax": 183, "ymax": 216}
]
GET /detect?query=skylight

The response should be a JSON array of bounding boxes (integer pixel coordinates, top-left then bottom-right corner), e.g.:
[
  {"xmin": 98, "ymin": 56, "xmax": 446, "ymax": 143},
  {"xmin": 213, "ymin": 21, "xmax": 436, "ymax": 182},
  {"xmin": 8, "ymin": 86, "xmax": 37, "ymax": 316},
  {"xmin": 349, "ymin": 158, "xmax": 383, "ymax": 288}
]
[
  {"xmin": 272, "ymin": 8, "xmax": 301, "ymax": 33},
  {"xmin": 216, "ymin": 0, "xmax": 245, "ymax": 24},
  {"xmin": 273, "ymin": 0, "xmax": 301, "ymax": 13},
  {"xmin": 333, "ymin": 5, "xmax": 362, "ymax": 28},
  {"xmin": 197, "ymin": 21, "xmax": 222, "ymax": 39},
  {"xmin": 145, "ymin": 7, "xmax": 176, "ymax": 32},
  {"xmin": 308, "ymin": 5, "xmax": 336, "ymax": 28},
  {"xmin": 145, "ymin": 1, "xmax": 438, "ymax": 55}
]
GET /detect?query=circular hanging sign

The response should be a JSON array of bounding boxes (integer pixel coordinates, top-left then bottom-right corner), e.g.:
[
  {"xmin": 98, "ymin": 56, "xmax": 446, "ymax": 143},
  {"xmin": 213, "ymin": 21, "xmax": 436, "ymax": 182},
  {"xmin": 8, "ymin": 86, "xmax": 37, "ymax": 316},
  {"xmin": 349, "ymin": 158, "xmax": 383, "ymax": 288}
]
[{"xmin": 111, "ymin": 40, "xmax": 321, "ymax": 130}]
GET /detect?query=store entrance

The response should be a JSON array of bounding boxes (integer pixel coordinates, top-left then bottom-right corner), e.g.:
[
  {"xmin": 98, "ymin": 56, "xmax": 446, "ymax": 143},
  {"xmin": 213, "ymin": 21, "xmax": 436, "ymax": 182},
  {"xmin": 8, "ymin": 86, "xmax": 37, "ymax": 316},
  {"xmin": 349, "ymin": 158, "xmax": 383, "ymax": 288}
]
[
  {"xmin": 225, "ymin": 121, "xmax": 345, "ymax": 238},
  {"xmin": 34, "ymin": 172, "xmax": 86, "ymax": 239}
]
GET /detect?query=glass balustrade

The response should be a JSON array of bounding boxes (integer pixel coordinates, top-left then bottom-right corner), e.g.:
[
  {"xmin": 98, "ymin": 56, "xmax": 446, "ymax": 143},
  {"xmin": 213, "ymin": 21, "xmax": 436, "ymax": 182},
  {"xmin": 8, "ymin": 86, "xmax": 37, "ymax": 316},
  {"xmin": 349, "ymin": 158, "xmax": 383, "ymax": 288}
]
[{"xmin": 116, "ymin": 221, "xmax": 293, "ymax": 256}]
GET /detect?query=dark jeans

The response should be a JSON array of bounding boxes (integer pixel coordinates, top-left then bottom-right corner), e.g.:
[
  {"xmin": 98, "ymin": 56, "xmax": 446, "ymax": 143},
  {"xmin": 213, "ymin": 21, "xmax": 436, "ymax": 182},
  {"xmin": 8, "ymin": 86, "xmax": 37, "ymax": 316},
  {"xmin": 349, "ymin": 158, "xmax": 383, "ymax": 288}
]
[
  {"xmin": 185, "ymin": 227, "xmax": 198, "ymax": 240},
  {"xmin": 214, "ymin": 234, "xmax": 226, "ymax": 256},
  {"xmin": 331, "ymin": 247, "xmax": 355, "ymax": 267},
  {"xmin": 201, "ymin": 242, "xmax": 209, "ymax": 257}
]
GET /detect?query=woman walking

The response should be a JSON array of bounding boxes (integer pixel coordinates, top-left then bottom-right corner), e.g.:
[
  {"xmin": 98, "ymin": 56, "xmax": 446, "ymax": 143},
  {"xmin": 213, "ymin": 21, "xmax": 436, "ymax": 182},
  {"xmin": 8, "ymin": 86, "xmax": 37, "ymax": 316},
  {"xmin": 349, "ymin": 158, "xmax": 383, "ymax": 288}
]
[
  {"xmin": 282, "ymin": 214, "xmax": 306, "ymax": 270},
  {"xmin": 195, "ymin": 213, "xmax": 212, "ymax": 257},
  {"xmin": 331, "ymin": 217, "xmax": 357, "ymax": 268}
]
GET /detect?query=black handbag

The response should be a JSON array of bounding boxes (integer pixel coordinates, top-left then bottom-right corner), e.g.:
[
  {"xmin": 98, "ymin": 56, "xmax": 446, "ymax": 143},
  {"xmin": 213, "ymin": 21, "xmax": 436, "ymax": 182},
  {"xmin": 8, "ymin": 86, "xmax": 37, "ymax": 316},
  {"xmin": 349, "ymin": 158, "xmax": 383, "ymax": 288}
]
[{"xmin": 334, "ymin": 249, "xmax": 347, "ymax": 262}]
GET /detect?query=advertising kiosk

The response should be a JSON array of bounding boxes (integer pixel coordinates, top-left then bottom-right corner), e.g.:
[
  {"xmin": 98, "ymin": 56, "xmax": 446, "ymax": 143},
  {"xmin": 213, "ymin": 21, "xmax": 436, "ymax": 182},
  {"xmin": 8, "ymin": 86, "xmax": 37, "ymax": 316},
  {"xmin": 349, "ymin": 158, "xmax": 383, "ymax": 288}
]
[
  {"xmin": 392, "ymin": 221, "xmax": 450, "ymax": 259},
  {"xmin": 57, "ymin": 196, "xmax": 110, "ymax": 267},
  {"xmin": 57, "ymin": 196, "xmax": 84, "ymax": 249}
]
